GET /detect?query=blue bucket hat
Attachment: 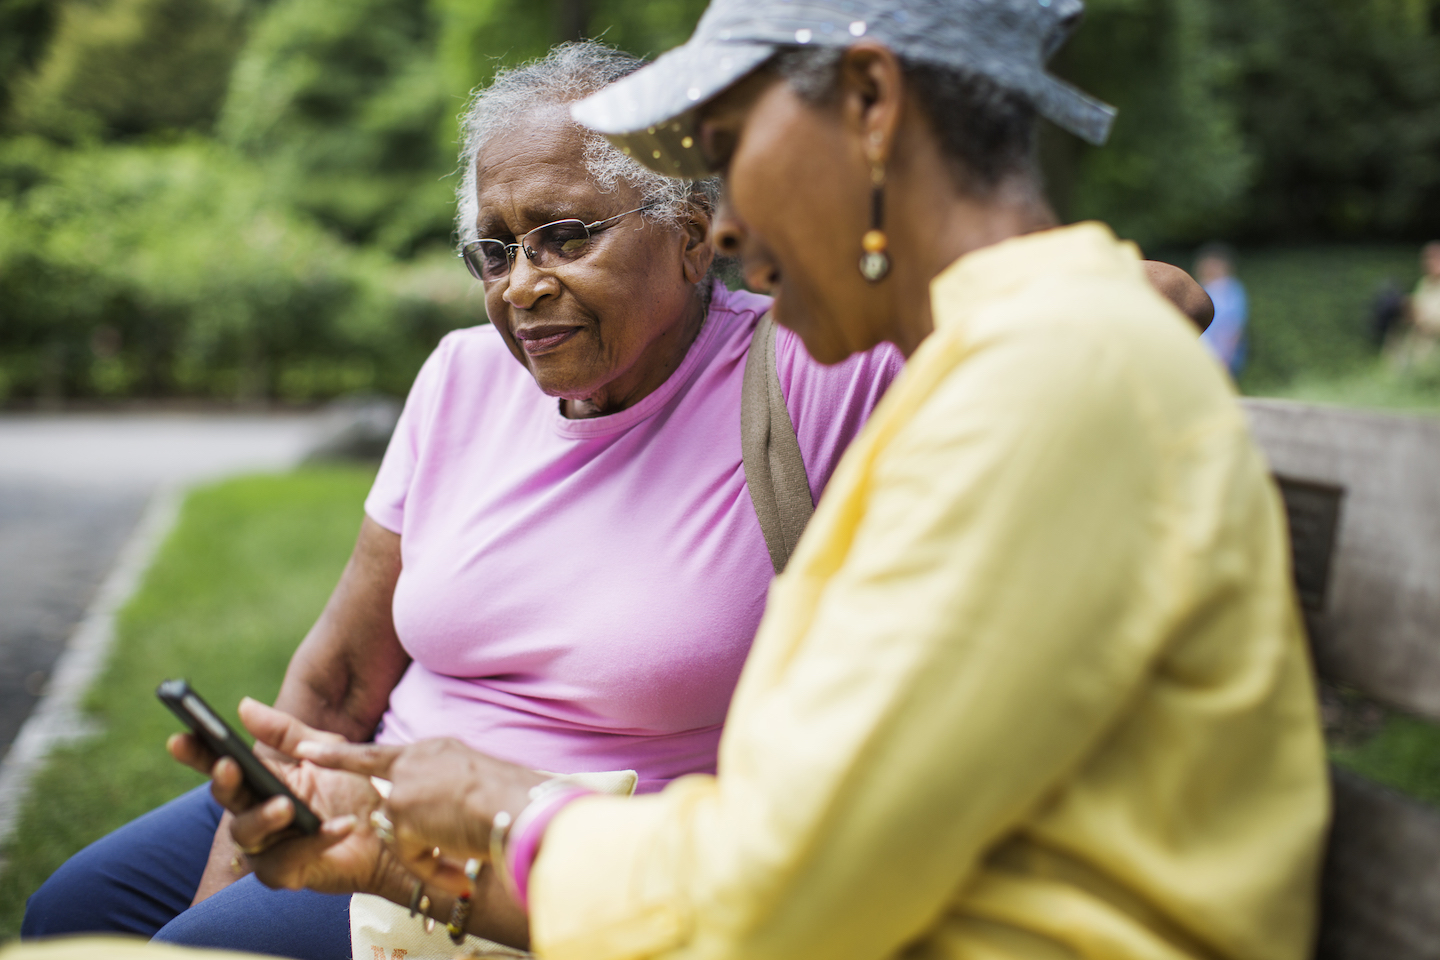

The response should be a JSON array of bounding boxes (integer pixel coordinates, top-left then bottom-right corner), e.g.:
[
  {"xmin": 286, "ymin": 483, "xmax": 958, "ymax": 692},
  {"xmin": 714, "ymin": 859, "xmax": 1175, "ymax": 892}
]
[{"xmin": 571, "ymin": 0, "xmax": 1116, "ymax": 179}]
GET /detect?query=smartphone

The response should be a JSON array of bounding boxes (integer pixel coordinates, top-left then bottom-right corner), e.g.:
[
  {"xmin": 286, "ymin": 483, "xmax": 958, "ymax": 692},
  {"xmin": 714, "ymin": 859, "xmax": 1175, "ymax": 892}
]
[{"xmin": 157, "ymin": 679, "xmax": 320, "ymax": 835}]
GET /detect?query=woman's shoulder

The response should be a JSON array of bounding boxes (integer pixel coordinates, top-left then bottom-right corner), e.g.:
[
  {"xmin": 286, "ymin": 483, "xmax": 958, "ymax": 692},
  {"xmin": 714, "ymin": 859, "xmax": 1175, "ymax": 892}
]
[
  {"xmin": 773, "ymin": 324, "xmax": 906, "ymax": 408},
  {"xmin": 411, "ymin": 323, "xmax": 523, "ymax": 393},
  {"xmin": 705, "ymin": 281, "xmax": 905, "ymax": 395},
  {"xmin": 432, "ymin": 322, "xmax": 513, "ymax": 368}
]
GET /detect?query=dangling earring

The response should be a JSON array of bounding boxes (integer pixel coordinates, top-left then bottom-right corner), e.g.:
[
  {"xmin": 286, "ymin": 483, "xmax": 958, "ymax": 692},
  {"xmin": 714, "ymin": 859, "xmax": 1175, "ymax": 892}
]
[{"xmin": 859, "ymin": 160, "xmax": 890, "ymax": 283}]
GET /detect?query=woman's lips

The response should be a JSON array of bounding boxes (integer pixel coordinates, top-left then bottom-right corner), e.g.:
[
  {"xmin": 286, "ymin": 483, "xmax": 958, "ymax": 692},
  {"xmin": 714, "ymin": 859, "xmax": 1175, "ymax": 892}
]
[{"xmin": 513, "ymin": 325, "xmax": 580, "ymax": 355}]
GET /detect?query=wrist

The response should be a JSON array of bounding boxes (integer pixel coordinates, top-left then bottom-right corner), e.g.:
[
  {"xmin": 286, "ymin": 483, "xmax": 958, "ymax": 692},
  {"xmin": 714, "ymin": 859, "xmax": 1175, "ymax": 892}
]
[
  {"xmin": 492, "ymin": 780, "xmax": 594, "ymax": 911},
  {"xmin": 368, "ymin": 846, "xmax": 416, "ymax": 902},
  {"xmin": 461, "ymin": 765, "xmax": 547, "ymax": 853}
]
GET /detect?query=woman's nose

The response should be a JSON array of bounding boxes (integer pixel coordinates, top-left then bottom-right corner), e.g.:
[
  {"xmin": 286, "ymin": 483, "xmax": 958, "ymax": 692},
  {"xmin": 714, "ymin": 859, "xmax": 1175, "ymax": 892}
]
[
  {"xmin": 502, "ymin": 251, "xmax": 558, "ymax": 308},
  {"xmin": 712, "ymin": 196, "xmax": 747, "ymax": 259},
  {"xmin": 743, "ymin": 257, "xmax": 780, "ymax": 295}
]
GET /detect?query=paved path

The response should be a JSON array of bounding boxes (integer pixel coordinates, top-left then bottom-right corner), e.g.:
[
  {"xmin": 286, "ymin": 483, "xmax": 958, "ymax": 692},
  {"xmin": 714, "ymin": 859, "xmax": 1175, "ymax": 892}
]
[{"xmin": 0, "ymin": 413, "xmax": 332, "ymax": 763}]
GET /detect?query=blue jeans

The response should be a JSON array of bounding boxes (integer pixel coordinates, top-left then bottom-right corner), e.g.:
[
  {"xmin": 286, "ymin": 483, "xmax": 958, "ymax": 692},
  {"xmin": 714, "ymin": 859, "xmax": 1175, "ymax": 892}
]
[{"xmin": 22, "ymin": 785, "xmax": 350, "ymax": 960}]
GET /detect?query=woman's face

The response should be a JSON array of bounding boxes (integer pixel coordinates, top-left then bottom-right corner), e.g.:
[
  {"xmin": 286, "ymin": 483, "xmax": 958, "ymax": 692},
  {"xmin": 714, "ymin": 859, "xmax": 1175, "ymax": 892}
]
[
  {"xmin": 474, "ymin": 111, "xmax": 712, "ymax": 412},
  {"xmin": 699, "ymin": 71, "xmax": 883, "ymax": 364}
]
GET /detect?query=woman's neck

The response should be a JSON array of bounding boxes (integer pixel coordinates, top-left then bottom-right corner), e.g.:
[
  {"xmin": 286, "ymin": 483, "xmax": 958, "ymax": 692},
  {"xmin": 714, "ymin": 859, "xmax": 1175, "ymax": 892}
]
[
  {"xmin": 561, "ymin": 287, "xmax": 710, "ymax": 419},
  {"xmin": 882, "ymin": 161, "xmax": 1056, "ymax": 358}
]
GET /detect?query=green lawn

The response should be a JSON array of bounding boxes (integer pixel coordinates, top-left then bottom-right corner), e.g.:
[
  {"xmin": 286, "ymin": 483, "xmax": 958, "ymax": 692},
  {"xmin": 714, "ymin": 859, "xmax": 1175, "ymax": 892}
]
[{"xmin": 0, "ymin": 467, "xmax": 373, "ymax": 938}]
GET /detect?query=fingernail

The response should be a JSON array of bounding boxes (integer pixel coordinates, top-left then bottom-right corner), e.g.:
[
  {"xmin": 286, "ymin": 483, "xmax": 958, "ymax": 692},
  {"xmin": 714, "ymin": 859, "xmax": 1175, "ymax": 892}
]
[
  {"xmin": 324, "ymin": 814, "xmax": 357, "ymax": 835},
  {"xmin": 294, "ymin": 741, "xmax": 319, "ymax": 758}
]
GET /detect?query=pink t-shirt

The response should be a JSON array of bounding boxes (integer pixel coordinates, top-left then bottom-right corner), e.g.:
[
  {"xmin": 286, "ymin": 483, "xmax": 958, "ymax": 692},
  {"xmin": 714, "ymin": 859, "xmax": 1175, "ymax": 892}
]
[{"xmin": 365, "ymin": 284, "xmax": 903, "ymax": 791}]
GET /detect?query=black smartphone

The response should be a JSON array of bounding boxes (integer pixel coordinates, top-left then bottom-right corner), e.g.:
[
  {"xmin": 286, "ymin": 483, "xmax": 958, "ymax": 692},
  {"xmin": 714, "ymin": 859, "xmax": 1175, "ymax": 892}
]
[{"xmin": 157, "ymin": 678, "xmax": 320, "ymax": 835}]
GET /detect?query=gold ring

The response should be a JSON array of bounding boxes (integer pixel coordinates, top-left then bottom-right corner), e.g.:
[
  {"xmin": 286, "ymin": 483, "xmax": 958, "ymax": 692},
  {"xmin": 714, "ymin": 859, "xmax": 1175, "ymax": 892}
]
[
  {"xmin": 238, "ymin": 842, "xmax": 267, "ymax": 857},
  {"xmin": 369, "ymin": 808, "xmax": 396, "ymax": 845}
]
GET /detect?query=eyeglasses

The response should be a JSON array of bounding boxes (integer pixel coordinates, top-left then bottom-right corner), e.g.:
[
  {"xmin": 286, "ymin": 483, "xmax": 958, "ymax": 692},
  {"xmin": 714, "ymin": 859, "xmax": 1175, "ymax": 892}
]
[{"xmin": 458, "ymin": 202, "xmax": 661, "ymax": 282}]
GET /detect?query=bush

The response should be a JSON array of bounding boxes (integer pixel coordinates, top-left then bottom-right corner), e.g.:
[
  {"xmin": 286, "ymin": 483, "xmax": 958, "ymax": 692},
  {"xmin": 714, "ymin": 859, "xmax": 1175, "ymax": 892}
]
[
  {"xmin": 6, "ymin": 0, "xmax": 251, "ymax": 141},
  {"xmin": 220, "ymin": 0, "xmax": 455, "ymax": 252},
  {"xmin": 0, "ymin": 136, "xmax": 476, "ymax": 403}
]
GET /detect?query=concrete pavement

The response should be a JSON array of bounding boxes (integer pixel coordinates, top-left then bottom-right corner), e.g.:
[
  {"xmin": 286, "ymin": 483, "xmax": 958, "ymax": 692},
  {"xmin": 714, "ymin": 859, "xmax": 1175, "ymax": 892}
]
[{"xmin": 0, "ymin": 411, "xmax": 344, "ymax": 764}]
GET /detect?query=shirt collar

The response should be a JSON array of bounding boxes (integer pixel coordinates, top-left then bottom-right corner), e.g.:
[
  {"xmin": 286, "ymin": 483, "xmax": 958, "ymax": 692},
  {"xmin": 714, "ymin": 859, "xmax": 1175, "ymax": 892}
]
[{"xmin": 928, "ymin": 221, "xmax": 1142, "ymax": 334}]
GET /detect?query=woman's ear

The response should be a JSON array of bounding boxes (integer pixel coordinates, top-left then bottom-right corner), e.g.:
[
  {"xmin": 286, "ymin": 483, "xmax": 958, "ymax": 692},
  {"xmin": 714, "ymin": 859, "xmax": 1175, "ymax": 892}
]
[
  {"xmin": 837, "ymin": 42, "xmax": 904, "ymax": 167},
  {"xmin": 680, "ymin": 201, "xmax": 716, "ymax": 284}
]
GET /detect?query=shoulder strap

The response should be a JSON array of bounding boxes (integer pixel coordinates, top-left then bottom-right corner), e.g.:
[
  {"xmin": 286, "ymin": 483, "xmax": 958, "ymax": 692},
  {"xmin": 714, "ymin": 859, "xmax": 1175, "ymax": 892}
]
[{"xmin": 741, "ymin": 311, "xmax": 815, "ymax": 574}]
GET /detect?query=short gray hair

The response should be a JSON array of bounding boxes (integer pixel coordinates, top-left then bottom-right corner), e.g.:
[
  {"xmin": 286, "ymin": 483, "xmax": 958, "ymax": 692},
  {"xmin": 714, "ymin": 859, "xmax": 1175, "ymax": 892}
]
[{"xmin": 456, "ymin": 42, "xmax": 721, "ymax": 247}]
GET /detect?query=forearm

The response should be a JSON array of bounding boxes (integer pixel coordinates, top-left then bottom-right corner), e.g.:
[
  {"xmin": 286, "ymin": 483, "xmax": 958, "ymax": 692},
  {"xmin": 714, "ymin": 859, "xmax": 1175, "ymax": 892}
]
[
  {"xmin": 273, "ymin": 516, "xmax": 409, "ymax": 742},
  {"xmin": 192, "ymin": 813, "xmax": 247, "ymax": 906},
  {"xmin": 1142, "ymin": 260, "xmax": 1214, "ymax": 332},
  {"xmin": 273, "ymin": 646, "xmax": 389, "ymax": 743}
]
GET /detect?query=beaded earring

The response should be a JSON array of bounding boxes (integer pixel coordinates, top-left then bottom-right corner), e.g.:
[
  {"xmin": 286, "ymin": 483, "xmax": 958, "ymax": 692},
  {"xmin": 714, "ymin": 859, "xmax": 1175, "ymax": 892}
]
[{"xmin": 859, "ymin": 159, "xmax": 890, "ymax": 283}]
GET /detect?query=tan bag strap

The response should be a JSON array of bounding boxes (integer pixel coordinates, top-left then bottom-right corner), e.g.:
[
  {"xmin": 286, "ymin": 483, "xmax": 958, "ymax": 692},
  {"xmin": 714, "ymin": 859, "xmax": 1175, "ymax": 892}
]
[{"xmin": 742, "ymin": 311, "xmax": 815, "ymax": 574}]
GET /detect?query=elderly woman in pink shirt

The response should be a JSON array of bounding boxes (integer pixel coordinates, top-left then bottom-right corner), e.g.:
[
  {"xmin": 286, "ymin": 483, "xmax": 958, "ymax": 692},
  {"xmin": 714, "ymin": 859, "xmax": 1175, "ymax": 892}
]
[{"xmin": 21, "ymin": 41, "xmax": 902, "ymax": 960}]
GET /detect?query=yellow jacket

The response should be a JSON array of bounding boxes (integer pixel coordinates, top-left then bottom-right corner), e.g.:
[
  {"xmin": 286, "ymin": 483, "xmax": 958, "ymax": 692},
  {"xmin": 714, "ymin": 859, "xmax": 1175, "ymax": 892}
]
[{"xmin": 531, "ymin": 223, "xmax": 1330, "ymax": 960}]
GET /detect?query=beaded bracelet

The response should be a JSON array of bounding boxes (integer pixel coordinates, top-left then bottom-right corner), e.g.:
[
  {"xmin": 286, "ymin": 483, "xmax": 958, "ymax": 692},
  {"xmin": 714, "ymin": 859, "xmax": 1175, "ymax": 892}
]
[{"xmin": 445, "ymin": 858, "xmax": 482, "ymax": 944}]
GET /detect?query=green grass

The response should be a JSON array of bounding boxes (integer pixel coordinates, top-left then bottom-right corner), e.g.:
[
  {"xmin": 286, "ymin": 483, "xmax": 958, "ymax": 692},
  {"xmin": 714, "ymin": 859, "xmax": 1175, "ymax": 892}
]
[
  {"xmin": 1332, "ymin": 713, "xmax": 1440, "ymax": 808},
  {"xmin": 0, "ymin": 466, "xmax": 374, "ymax": 938},
  {"xmin": 1235, "ymin": 245, "xmax": 1422, "ymax": 395},
  {"xmin": 1262, "ymin": 359, "xmax": 1440, "ymax": 414}
]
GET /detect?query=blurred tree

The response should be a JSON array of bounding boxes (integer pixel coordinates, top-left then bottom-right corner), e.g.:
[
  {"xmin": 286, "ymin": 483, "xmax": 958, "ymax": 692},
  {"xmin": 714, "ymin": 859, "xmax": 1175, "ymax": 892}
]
[
  {"xmin": 586, "ymin": 0, "xmax": 708, "ymax": 57},
  {"xmin": 220, "ymin": 0, "xmax": 455, "ymax": 252},
  {"xmin": 0, "ymin": 0, "xmax": 58, "ymax": 130},
  {"xmin": 431, "ymin": 0, "xmax": 707, "ymax": 101},
  {"xmin": 0, "ymin": 137, "xmax": 469, "ymax": 403},
  {"xmin": 1048, "ymin": 0, "xmax": 1253, "ymax": 250},
  {"xmin": 1215, "ymin": 0, "xmax": 1440, "ymax": 241},
  {"xmin": 8, "ymin": 0, "xmax": 253, "ymax": 141}
]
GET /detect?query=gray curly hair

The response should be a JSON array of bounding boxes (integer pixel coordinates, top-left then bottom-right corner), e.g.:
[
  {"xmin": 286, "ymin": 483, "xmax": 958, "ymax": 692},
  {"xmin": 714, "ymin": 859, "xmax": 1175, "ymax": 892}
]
[{"xmin": 456, "ymin": 41, "xmax": 722, "ymax": 247}]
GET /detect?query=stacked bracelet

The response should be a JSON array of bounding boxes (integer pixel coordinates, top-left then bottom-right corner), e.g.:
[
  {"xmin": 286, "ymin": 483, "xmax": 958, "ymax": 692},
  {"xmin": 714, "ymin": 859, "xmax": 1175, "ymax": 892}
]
[{"xmin": 502, "ymin": 784, "xmax": 593, "ymax": 911}]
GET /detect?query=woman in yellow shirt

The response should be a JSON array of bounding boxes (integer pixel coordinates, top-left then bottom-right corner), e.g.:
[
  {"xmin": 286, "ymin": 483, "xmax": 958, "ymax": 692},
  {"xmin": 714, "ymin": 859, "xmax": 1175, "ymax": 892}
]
[{"xmin": 178, "ymin": 0, "xmax": 1329, "ymax": 957}]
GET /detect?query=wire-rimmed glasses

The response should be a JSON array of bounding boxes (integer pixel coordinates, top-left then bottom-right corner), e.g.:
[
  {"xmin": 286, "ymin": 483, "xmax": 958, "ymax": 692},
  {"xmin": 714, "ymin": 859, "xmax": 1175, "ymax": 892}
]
[{"xmin": 458, "ymin": 202, "xmax": 661, "ymax": 282}]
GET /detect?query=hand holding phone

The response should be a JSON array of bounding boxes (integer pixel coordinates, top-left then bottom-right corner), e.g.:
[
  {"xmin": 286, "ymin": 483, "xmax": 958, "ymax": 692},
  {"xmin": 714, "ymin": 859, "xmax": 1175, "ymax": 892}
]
[{"xmin": 157, "ymin": 679, "xmax": 320, "ymax": 835}]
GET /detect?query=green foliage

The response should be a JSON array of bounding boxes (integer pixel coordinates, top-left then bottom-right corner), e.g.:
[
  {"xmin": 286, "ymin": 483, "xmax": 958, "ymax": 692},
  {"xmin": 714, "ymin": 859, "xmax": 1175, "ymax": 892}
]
[
  {"xmin": 0, "ymin": 0, "xmax": 58, "ymax": 125},
  {"xmin": 0, "ymin": 136, "xmax": 475, "ymax": 403},
  {"xmin": 583, "ymin": 0, "xmax": 710, "ymax": 59},
  {"xmin": 1333, "ymin": 711, "xmax": 1440, "ymax": 808},
  {"xmin": 8, "ymin": 0, "xmax": 253, "ymax": 141},
  {"xmin": 2, "ymin": 0, "xmax": 1438, "ymax": 404},
  {"xmin": 0, "ymin": 468, "xmax": 376, "ymax": 939},
  {"xmin": 221, "ymin": 0, "xmax": 455, "ymax": 250},
  {"xmin": 1227, "ymin": 245, "xmax": 1421, "ymax": 392},
  {"xmin": 1215, "ymin": 0, "xmax": 1440, "ymax": 242},
  {"xmin": 1054, "ymin": 0, "xmax": 1253, "ymax": 249},
  {"xmin": 1050, "ymin": 0, "xmax": 1440, "ymax": 246}
]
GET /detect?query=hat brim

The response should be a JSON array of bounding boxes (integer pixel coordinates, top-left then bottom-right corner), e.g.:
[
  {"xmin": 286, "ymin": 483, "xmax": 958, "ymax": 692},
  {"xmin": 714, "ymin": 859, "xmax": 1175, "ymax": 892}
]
[
  {"xmin": 1033, "ymin": 73, "xmax": 1116, "ymax": 147},
  {"xmin": 570, "ymin": 41, "xmax": 775, "ymax": 179}
]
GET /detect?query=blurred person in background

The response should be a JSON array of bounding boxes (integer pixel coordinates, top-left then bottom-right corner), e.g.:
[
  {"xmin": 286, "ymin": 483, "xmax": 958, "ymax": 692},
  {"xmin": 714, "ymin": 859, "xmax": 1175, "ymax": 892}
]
[
  {"xmin": 164, "ymin": 0, "xmax": 1329, "ymax": 957},
  {"xmin": 1196, "ymin": 242, "xmax": 1248, "ymax": 378},
  {"xmin": 1394, "ymin": 240, "xmax": 1440, "ymax": 366},
  {"xmin": 1370, "ymin": 278, "xmax": 1406, "ymax": 348}
]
